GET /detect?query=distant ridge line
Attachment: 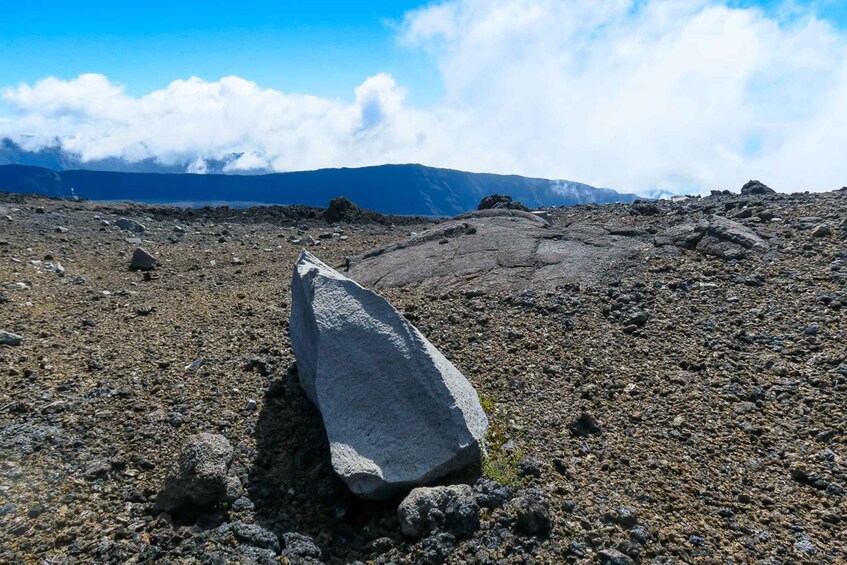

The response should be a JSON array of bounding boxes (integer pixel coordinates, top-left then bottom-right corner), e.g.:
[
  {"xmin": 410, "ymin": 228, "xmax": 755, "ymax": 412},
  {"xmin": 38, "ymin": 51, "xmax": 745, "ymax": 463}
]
[{"xmin": 0, "ymin": 162, "xmax": 639, "ymax": 216}]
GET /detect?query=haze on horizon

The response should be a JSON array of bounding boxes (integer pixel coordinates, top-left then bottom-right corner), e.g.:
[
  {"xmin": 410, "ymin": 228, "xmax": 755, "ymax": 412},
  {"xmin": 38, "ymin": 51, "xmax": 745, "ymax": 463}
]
[{"xmin": 1, "ymin": 0, "xmax": 846, "ymax": 197}]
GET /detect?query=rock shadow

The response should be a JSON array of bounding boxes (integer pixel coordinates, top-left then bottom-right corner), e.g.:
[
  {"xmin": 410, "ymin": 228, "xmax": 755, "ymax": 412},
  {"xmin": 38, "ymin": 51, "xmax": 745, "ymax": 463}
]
[{"xmin": 248, "ymin": 364, "xmax": 401, "ymax": 562}]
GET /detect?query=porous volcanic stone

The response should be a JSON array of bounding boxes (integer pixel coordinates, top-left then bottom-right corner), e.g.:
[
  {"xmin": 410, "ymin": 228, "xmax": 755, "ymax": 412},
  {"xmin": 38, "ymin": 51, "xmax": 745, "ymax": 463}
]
[
  {"xmin": 398, "ymin": 484, "xmax": 480, "ymax": 539},
  {"xmin": 290, "ymin": 250, "xmax": 488, "ymax": 499},
  {"xmin": 154, "ymin": 433, "xmax": 240, "ymax": 517},
  {"xmin": 740, "ymin": 180, "xmax": 775, "ymax": 195}
]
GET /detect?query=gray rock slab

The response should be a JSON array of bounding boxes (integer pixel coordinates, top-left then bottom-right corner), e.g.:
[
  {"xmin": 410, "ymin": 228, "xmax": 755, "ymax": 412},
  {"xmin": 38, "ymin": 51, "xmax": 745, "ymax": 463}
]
[
  {"xmin": 656, "ymin": 215, "xmax": 769, "ymax": 259},
  {"xmin": 346, "ymin": 210, "xmax": 653, "ymax": 292},
  {"xmin": 290, "ymin": 251, "xmax": 488, "ymax": 499}
]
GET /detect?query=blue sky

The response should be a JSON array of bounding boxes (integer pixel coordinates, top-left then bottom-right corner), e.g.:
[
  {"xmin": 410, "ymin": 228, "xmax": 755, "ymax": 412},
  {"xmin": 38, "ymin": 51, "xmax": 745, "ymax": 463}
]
[
  {"xmin": 1, "ymin": 0, "xmax": 846, "ymax": 194},
  {"xmin": 0, "ymin": 1, "xmax": 441, "ymax": 104},
  {"xmin": 3, "ymin": 1, "xmax": 837, "ymax": 103}
]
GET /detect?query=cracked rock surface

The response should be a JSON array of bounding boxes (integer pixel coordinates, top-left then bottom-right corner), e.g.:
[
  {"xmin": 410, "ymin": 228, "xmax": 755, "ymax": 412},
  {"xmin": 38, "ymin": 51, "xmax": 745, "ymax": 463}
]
[{"xmin": 348, "ymin": 209, "xmax": 657, "ymax": 292}]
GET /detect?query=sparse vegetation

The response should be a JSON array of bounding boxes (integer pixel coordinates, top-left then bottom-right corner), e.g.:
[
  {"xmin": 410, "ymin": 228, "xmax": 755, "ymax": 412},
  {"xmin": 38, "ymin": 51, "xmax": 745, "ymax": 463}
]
[{"xmin": 478, "ymin": 391, "xmax": 528, "ymax": 488}]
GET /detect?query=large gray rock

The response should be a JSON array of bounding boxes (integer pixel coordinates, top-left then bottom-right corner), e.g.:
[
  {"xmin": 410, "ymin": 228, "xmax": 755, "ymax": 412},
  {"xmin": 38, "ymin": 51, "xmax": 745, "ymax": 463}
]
[
  {"xmin": 154, "ymin": 433, "xmax": 241, "ymax": 516},
  {"xmin": 346, "ymin": 210, "xmax": 651, "ymax": 292},
  {"xmin": 290, "ymin": 251, "xmax": 488, "ymax": 499},
  {"xmin": 398, "ymin": 484, "xmax": 480, "ymax": 539}
]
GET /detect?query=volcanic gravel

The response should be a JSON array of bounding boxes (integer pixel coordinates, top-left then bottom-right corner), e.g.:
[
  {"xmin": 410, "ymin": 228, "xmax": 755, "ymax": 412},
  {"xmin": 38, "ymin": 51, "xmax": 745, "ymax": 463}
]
[{"xmin": 1, "ymin": 190, "xmax": 846, "ymax": 563}]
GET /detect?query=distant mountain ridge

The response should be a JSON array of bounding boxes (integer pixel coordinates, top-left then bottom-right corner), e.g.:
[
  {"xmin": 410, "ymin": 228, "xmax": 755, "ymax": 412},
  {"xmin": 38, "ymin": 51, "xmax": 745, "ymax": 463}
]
[{"xmin": 0, "ymin": 141, "xmax": 640, "ymax": 216}]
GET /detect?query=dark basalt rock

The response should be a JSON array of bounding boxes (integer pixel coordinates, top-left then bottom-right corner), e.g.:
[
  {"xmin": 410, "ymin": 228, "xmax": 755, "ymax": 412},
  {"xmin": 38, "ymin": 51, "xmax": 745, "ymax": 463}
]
[
  {"xmin": 477, "ymin": 194, "xmax": 530, "ymax": 212},
  {"xmin": 740, "ymin": 180, "xmax": 776, "ymax": 195}
]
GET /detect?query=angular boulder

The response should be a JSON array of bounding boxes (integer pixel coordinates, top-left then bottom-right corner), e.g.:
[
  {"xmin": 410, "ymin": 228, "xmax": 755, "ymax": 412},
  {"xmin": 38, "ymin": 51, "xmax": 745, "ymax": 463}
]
[
  {"xmin": 290, "ymin": 251, "xmax": 488, "ymax": 499},
  {"xmin": 130, "ymin": 247, "xmax": 157, "ymax": 271},
  {"xmin": 740, "ymin": 180, "xmax": 775, "ymax": 195}
]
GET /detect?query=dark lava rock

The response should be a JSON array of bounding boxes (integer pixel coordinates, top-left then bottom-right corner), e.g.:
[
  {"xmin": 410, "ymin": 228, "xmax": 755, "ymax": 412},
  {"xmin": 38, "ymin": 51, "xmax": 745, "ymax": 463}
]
[
  {"xmin": 154, "ymin": 433, "xmax": 241, "ymax": 518},
  {"xmin": 740, "ymin": 180, "xmax": 775, "ymax": 195},
  {"xmin": 477, "ymin": 194, "xmax": 530, "ymax": 212},
  {"xmin": 243, "ymin": 357, "xmax": 272, "ymax": 376},
  {"xmin": 417, "ymin": 533, "xmax": 455, "ymax": 565},
  {"xmin": 0, "ymin": 423, "xmax": 67, "ymax": 453},
  {"xmin": 609, "ymin": 505, "xmax": 639, "ymax": 528},
  {"xmin": 569, "ymin": 411, "xmax": 604, "ymax": 436},
  {"xmin": 281, "ymin": 532, "xmax": 322, "ymax": 559},
  {"xmin": 0, "ymin": 330, "xmax": 23, "ymax": 346},
  {"xmin": 473, "ymin": 478, "xmax": 512, "ymax": 509},
  {"xmin": 629, "ymin": 525, "xmax": 651, "ymax": 544},
  {"xmin": 398, "ymin": 484, "xmax": 480, "ymax": 539},
  {"xmin": 812, "ymin": 224, "xmax": 832, "ymax": 237},
  {"xmin": 217, "ymin": 521, "xmax": 280, "ymax": 552},
  {"xmin": 518, "ymin": 455, "xmax": 543, "ymax": 478},
  {"xmin": 599, "ymin": 547, "xmax": 636, "ymax": 564},
  {"xmin": 130, "ymin": 247, "xmax": 158, "ymax": 271},
  {"xmin": 631, "ymin": 201, "xmax": 661, "ymax": 216},
  {"xmin": 509, "ymin": 488, "xmax": 552, "ymax": 537},
  {"xmin": 322, "ymin": 196, "xmax": 387, "ymax": 224}
]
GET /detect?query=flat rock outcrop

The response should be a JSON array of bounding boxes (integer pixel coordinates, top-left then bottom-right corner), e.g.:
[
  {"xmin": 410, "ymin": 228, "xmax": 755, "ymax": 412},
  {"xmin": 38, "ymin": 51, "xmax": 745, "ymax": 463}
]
[
  {"xmin": 289, "ymin": 251, "xmax": 488, "ymax": 499},
  {"xmin": 346, "ymin": 209, "xmax": 653, "ymax": 292},
  {"xmin": 656, "ymin": 215, "xmax": 770, "ymax": 259}
]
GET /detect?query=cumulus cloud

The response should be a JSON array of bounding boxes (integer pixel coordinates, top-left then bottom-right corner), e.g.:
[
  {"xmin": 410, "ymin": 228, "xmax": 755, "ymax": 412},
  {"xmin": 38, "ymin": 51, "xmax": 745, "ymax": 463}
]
[{"xmin": 2, "ymin": 0, "xmax": 847, "ymax": 194}]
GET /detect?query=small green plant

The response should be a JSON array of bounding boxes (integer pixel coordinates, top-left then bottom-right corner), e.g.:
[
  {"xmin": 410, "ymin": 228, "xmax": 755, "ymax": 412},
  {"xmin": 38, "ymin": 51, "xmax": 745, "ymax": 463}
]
[
  {"xmin": 478, "ymin": 391, "xmax": 528, "ymax": 488},
  {"xmin": 482, "ymin": 447, "xmax": 526, "ymax": 488}
]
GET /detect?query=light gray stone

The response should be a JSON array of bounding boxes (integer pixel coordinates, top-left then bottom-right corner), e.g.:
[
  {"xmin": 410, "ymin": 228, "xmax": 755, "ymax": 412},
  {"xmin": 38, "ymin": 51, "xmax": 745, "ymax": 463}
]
[
  {"xmin": 290, "ymin": 251, "xmax": 488, "ymax": 499},
  {"xmin": 115, "ymin": 217, "xmax": 146, "ymax": 233}
]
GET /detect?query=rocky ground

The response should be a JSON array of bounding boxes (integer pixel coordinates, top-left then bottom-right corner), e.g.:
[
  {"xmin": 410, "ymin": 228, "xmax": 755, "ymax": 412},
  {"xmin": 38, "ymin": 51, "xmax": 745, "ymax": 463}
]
[{"xmin": 1, "ymin": 188, "xmax": 846, "ymax": 563}]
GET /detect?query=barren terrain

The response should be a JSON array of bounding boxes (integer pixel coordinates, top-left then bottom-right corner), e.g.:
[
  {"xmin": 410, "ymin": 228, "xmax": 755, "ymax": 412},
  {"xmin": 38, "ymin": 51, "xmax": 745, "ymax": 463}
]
[{"xmin": 1, "ymin": 189, "xmax": 845, "ymax": 563}]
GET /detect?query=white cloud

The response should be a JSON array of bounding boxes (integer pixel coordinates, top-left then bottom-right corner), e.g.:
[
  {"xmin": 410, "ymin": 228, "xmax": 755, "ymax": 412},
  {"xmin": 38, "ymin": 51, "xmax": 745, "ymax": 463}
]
[{"xmin": 2, "ymin": 1, "xmax": 847, "ymax": 194}]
